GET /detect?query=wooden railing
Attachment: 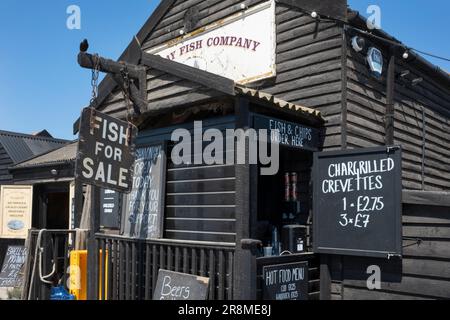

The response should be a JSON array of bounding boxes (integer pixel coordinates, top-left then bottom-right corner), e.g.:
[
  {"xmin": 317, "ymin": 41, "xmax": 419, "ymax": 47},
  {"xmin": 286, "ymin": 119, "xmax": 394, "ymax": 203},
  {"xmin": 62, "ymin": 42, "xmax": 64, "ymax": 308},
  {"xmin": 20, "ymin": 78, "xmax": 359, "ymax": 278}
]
[{"xmin": 94, "ymin": 234, "xmax": 235, "ymax": 300}]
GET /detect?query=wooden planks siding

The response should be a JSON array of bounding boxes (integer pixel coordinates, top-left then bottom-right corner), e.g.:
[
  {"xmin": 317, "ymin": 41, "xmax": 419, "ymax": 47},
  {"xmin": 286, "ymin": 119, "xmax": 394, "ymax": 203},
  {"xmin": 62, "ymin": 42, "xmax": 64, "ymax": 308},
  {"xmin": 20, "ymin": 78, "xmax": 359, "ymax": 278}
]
[
  {"xmin": 334, "ymin": 204, "xmax": 450, "ymax": 300},
  {"xmin": 346, "ymin": 46, "xmax": 450, "ymax": 191},
  {"xmin": 260, "ymin": 6, "xmax": 343, "ymax": 150},
  {"xmin": 141, "ymin": 1, "xmax": 345, "ymax": 151},
  {"xmin": 0, "ymin": 143, "xmax": 13, "ymax": 184}
]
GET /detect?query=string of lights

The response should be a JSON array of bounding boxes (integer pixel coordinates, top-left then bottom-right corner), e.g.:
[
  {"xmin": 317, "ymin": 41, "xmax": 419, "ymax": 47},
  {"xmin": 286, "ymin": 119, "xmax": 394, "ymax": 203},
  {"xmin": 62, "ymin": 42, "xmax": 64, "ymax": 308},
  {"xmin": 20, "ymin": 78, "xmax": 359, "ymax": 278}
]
[{"xmin": 296, "ymin": 8, "xmax": 450, "ymax": 64}]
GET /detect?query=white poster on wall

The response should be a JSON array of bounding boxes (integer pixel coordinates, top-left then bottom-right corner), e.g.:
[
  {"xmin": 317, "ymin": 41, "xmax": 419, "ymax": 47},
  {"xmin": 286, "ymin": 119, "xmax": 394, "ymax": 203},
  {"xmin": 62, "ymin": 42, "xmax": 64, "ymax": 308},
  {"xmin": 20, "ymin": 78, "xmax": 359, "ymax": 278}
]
[
  {"xmin": 0, "ymin": 185, "xmax": 33, "ymax": 239},
  {"xmin": 147, "ymin": 1, "xmax": 276, "ymax": 84}
]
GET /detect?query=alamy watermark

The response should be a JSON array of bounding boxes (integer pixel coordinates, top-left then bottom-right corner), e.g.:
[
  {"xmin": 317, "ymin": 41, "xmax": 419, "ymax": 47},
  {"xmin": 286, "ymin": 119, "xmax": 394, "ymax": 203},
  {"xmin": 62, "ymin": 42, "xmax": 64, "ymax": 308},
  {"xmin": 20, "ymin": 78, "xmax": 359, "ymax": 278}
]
[
  {"xmin": 367, "ymin": 5, "xmax": 382, "ymax": 30},
  {"xmin": 171, "ymin": 121, "xmax": 280, "ymax": 176},
  {"xmin": 67, "ymin": 5, "xmax": 81, "ymax": 30}
]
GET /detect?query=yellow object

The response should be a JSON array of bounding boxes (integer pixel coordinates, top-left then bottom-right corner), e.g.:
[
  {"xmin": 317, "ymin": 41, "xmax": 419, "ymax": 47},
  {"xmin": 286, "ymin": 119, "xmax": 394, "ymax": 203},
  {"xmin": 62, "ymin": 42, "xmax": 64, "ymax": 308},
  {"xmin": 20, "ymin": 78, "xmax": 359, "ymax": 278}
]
[{"xmin": 69, "ymin": 250, "xmax": 108, "ymax": 300}]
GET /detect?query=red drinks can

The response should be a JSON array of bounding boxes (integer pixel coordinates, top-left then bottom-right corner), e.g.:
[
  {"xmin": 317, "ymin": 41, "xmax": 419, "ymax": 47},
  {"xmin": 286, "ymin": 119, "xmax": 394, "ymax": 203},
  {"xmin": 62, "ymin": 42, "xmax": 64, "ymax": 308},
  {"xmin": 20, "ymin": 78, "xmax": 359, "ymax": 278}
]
[
  {"xmin": 284, "ymin": 173, "xmax": 290, "ymax": 202},
  {"xmin": 291, "ymin": 172, "xmax": 298, "ymax": 201}
]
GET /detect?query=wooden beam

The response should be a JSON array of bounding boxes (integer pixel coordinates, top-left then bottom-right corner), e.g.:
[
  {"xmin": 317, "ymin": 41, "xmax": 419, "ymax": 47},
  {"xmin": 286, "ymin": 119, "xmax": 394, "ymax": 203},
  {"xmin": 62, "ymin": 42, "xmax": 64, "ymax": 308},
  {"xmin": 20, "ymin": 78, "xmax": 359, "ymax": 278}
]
[
  {"xmin": 385, "ymin": 48, "xmax": 396, "ymax": 146},
  {"xmin": 141, "ymin": 53, "xmax": 236, "ymax": 96},
  {"xmin": 78, "ymin": 52, "xmax": 145, "ymax": 80}
]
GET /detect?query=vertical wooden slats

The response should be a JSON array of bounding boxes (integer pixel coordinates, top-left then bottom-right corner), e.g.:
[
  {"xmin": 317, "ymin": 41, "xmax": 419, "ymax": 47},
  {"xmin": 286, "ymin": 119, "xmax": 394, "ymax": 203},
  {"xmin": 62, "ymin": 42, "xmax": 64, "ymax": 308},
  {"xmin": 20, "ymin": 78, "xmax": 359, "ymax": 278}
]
[
  {"xmin": 218, "ymin": 250, "xmax": 225, "ymax": 300},
  {"xmin": 89, "ymin": 235, "xmax": 235, "ymax": 301},
  {"xmin": 227, "ymin": 251, "xmax": 234, "ymax": 300},
  {"xmin": 125, "ymin": 241, "xmax": 130, "ymax": 300},
  {"xmin": 183, "ymin": 248, "xmax": 189, "ymax": 274},
  {"xmin": 119, "ymin": 240, "xmax": 124, "ymax": 300},
  {"xmin": 101, "ymin": 239, "xmax": 106, "ymax": 300},
  {"xmin": 145, "ymin": 243, "xmax": 151, "ymax": 300},
  {"xmin": 200, "ymin": 249, "xmax": 206, "ymax": 277},
  {"xmin": 208, "ymin": 249, "xmax": 215, "ymax": 300},
  {"xmin": 112, "ymin": 240, "xmax": 118, "ymax": 300},
  {"xmin": 152, "ymin": 244, "xmax": 158, "ymax": 294},
  {"xmin": 131, "ymin": 241, "xmax": 137, "ymax": 300},
  {"xmin": 191, "ymin": 248, "xmax": 197, "ymax": 275}
]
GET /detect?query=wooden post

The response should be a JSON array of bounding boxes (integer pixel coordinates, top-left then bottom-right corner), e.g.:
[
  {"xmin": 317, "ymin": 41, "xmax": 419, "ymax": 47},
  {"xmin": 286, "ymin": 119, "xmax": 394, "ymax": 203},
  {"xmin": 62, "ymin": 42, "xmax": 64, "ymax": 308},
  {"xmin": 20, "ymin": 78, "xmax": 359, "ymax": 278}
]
[
  {"xmin": 233, "ymin": 97, "xmax": 259, "ymax": 300},
  {"xmin": 87, "ymin": 186, "xmax": 100, "ymax": 300},
  {"xmin": 385, "ymin": 48, "xmax": 396, "ymax": 146}
]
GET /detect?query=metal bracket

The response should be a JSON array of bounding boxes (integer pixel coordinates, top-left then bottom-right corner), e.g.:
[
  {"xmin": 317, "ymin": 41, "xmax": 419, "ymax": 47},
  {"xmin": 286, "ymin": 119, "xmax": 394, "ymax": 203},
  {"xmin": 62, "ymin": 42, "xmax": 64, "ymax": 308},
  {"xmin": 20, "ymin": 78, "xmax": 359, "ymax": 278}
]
[
  {"xmin": 387, "ymin": 253, "xmax": 402, "ymax": 260},
  {"xmin": 387, "ymin": 145, "xmax": 400, "ymax": 153}
]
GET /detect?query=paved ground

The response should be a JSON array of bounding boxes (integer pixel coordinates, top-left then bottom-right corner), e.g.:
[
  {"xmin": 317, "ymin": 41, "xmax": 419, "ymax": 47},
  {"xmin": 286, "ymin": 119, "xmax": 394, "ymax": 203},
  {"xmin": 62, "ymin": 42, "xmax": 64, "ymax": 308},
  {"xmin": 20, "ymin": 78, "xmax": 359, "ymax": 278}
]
[{"xmin": 0, "ymin": 287, "xmax": 10, "ymax": 300}]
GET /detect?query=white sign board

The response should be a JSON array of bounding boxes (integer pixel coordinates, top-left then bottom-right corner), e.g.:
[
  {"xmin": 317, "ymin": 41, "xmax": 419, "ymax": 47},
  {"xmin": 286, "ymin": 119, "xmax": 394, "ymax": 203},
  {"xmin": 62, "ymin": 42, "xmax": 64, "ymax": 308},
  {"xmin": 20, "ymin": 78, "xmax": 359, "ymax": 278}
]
[
  {"xmin": 0, "ymin": 186, "xmax": 33, "ymax": 239},
  {"xmin": 148, "ymin": 1, "xmax": 276, "ymax": 84}
]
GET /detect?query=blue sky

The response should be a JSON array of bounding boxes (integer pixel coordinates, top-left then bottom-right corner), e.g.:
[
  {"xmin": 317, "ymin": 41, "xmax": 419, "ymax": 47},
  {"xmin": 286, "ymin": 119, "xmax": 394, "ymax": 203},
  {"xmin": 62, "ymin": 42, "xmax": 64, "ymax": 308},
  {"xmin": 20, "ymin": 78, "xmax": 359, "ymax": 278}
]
[{"xmin": 0, "ymin": 0, "xmax": 448, "ymax": 140}]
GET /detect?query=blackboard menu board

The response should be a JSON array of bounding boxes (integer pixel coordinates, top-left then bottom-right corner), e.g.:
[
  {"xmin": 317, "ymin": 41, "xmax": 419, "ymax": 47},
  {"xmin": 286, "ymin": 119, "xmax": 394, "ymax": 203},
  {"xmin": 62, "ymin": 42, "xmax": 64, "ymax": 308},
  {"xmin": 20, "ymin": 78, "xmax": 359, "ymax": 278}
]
[
  {"xmin": 262, "ymin": 262, "xmax": 309, "ymax": 300},
  {"xmin": 253, "ymin": 115, "xmax": 320, "ymax": 151},
  {"xmin": 123, "ymin": 144, "xmax": 166, "ymax": 239},
  {"xmin": 0, "ymin": 246, "xmax": 27, "ymax": 287},
  {"xmin": 153, "ymin": 269, "xmax": 209, "ymax": 300},
  {"xmin": 100, "ymin": 189, "xmax": 121, "ymax": 229},
  {"xmin": 313, "ymin": 147, "xmax": 402, "ymax": 258}
]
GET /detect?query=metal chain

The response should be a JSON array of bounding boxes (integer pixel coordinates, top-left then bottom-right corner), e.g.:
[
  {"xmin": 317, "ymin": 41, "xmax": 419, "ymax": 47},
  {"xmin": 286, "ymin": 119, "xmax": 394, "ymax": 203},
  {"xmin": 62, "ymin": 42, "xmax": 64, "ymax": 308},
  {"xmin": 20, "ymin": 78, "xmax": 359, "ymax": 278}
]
[
  {"xmin": 90, "ymin": 54, "xmax": 100, "ymax": 132},
  {"xmin": 90, "ymin": 54, "xmax": 100, "ymax": 107},
  {"xmin": 120, "ymin": 66, "xmax": 135, "ymax": 145}
]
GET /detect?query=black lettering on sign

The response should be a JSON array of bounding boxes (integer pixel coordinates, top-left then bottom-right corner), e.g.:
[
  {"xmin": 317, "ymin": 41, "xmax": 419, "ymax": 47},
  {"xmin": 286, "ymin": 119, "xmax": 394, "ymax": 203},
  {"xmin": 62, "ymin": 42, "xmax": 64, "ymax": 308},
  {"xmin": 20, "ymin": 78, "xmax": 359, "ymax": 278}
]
[
  {"xmin": 153, "ymin": 269, "xmax": 209, "ymax": 300},
  {"xmin": 0, "ymin": 246, "xmax": 27, "ymax": 288},
  {"xmin": 253, "ymin": 115, "xmax": 320, "ymax": 151},
  {"xmin": 75, "ymin": 107, "xmax": 138, "ymax": 193},
  {"xmin": 122, "ymin": 143, "xmax": 167, "ymax": 239},
  {"xmin": 313, "ymin": 146, "xmax": 403, "ymax": 258},
  {"xmin": 262, "ymin": 262, "xmax": 309, "ymax": 301}
]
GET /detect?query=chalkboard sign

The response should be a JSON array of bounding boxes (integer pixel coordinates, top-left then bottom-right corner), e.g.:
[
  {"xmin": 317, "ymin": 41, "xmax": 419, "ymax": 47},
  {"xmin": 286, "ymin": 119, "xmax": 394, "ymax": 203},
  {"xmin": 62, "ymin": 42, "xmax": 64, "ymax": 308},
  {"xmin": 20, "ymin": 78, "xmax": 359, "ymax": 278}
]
[
  {"xmin": 153, "ymin": 269, "xmax": 209, "ymax": 300},
  {"xmin": 253, "ymin": 115, "xmax": 321, "ymax": 151},
  {"xmin": 100, "ymin": 189, "xmax": 121, "ymax": 229},
  {"xmin": 0, "ymin": 246, "xmax": 27, "ymax": 287},
  {"xmin": 262, "ymin": 262, "xmax": 309, "ymax": 300},
  {"xmin": 123, "ymin": 143, "xmax": 167, "ymax": 239},
  {"xmin": 313, "ymin": 146, "xmax": 402, "ymax": 258}
]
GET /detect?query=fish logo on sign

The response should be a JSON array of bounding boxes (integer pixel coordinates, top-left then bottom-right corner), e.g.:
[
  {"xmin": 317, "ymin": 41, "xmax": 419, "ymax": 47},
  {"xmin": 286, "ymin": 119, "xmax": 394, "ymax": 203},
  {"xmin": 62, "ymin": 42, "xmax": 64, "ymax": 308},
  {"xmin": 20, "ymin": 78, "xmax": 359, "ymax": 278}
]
[{"xmin": 75, "ymin": 108, "xmax": 138, "ymax": 193}]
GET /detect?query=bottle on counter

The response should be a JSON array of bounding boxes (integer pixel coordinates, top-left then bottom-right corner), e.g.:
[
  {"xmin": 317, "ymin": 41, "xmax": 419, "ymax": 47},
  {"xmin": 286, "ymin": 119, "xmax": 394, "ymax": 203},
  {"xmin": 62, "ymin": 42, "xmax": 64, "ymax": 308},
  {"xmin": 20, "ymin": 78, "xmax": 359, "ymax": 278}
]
[{"xmin": 271, "ymin": 226, "xmax": 280, "ymax": 256}]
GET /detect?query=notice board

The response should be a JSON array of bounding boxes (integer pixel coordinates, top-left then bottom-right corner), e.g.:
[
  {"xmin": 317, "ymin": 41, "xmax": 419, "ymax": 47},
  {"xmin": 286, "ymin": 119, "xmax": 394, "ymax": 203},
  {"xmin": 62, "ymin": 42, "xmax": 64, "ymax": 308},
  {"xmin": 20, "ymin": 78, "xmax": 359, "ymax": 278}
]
[
  {"xmin": 122, "ymin": 144, "xmax": 166, "ymax": 239},
  {"xmin": 0, "ymin": 246, "xmax": 27, "ymax": 287},
  {"xmin": 313, "ymin": 147, "xmax": 402, "ymax": 258},
  {"xmin": 262, "ymin": 262, "xmax": 309, "ymax": 300},
  {"xmin": 0, "ymin": 186, "xmax": 33, "ymax": 239}
]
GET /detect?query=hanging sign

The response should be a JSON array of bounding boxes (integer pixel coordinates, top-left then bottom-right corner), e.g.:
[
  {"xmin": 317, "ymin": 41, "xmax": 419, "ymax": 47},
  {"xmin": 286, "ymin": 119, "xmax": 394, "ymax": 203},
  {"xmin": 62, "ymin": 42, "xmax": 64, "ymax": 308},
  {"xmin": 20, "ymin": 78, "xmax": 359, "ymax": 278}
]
[
  {"xmin": 0, "ymin": 186, "xmax": 33, "ymax": 239},
  {"xmin": 262, "ymin": 262, "xmax": 309, "ymax": 301},
  {"xmin": 153, "ymin": 270, "xmax": 209, "ymax": 300},
  {"xmin": 148, "ymin": 1, "xmax": 276, "ymax": 84},
  {"xmin": 313, "ymin": 146, "xmax": 403, "ymax": 258},
  {"xmin": 0, "ymin": 246, "xmax": 27, "ymax": 287},
  {"xmin": 75, "ymin": 107, "xmax": 138, "ymax": 193},
  {"xmin": 123, "ymin": 144, "xmax": 167, "ymax": 239}
]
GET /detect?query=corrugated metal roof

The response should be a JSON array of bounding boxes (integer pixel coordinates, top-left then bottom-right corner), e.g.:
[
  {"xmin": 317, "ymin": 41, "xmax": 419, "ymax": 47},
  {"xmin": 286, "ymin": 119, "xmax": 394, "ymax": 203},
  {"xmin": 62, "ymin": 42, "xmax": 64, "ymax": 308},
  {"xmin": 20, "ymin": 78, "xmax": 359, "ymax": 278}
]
[
  {"xmin": 13, "ymin": 141, "xmax": 78, "ymax": 169},
  {"xmin": 0, "ymin": 130, "xmax": 69, "ymax": 164},
  {"xmin": 235, "ymin": 87, "xmax": 323, "ymax": 120}
]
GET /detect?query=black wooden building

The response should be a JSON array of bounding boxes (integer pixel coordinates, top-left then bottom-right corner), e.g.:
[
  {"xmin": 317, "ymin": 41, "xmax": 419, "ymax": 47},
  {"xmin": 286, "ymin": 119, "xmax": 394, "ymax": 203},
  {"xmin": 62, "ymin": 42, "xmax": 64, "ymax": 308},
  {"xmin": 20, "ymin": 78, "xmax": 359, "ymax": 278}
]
[
  {"xmin": 72, "ymin": 0, "xmax": 449, "ymax": 300},
  {"xmin": 0, "ymin": 130, "xmax": 68, "ymax": 269}
]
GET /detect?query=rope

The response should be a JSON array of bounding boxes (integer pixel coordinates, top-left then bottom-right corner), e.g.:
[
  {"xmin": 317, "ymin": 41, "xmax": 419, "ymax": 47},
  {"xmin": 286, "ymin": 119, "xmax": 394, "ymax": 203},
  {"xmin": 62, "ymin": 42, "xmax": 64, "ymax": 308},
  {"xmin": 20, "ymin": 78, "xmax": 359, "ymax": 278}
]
[{"xmin": 27, "ymin": 230, "xmax": 57, "ymax": 300}]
